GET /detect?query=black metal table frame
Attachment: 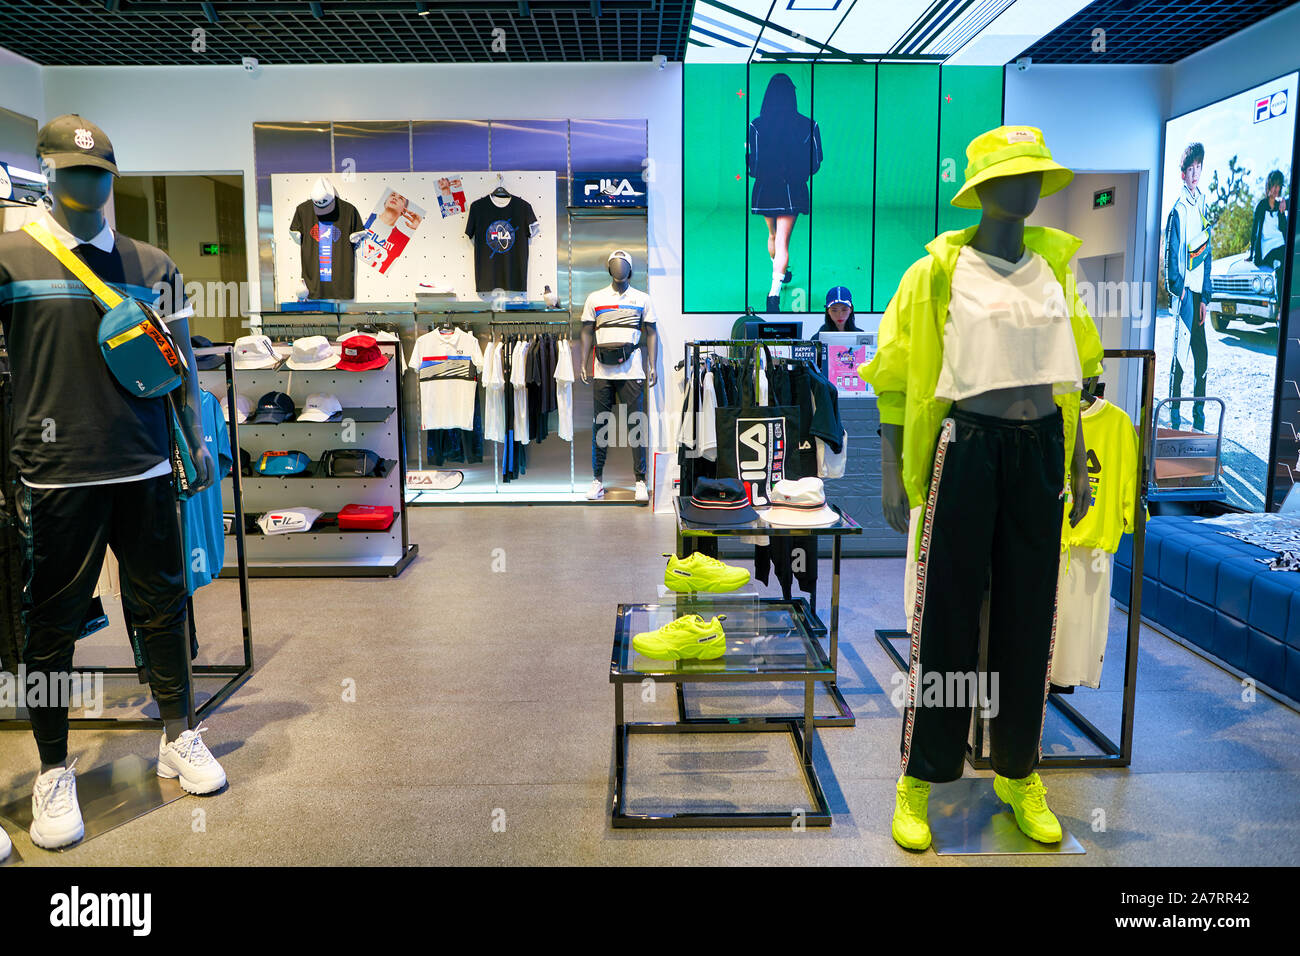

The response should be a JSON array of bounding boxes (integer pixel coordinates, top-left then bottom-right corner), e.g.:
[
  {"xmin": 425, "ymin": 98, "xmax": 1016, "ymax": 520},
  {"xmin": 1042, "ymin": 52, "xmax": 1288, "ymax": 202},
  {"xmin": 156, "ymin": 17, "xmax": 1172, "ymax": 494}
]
[
  {"xmin": 674, "ymin": 501, "xmax": 860, "ymax": 728},
  {"xmin": 873, "ymin": 349, "xmax": 1154, "ymax": 769},
  {"xmin": 1, "ymin": 347, "xmax": 255, "ymax": 732},
  {"xmin": 610, "ymin": 604, "xmax": 833, "ymax": 828}
]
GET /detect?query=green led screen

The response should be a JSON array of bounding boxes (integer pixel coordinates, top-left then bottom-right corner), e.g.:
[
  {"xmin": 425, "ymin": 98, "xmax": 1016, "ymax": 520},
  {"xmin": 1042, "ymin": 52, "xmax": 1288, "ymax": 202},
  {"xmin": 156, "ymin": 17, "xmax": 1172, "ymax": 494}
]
[
  {"xmin": 683, "ymin": 63, "xmax": 748, "ymax": 313},
  {"xmin": 682, "ymin": 63, "xmax": 1003, "ymax": 314}
]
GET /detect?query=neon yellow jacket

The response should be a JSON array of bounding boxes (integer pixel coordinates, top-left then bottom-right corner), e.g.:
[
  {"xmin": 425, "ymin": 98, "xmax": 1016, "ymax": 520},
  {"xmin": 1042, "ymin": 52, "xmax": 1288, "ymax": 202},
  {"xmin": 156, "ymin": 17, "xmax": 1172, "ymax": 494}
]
[{"xmin": 862, "ymin": 225, "xmax": 1104, "ymax": 513}]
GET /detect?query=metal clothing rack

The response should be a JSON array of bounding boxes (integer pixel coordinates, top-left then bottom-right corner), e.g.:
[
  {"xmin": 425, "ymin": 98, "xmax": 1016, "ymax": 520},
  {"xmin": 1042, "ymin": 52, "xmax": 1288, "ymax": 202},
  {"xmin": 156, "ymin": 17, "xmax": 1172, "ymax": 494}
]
[
  {"xmin": 0, "ymin": 348, "xmax": 255, "ymax": 731},
  {"xmin": 874, "ymin": 348, "xmax": 1155, "ymax": 769},
  {"xmin": 677, "ymin": 337, "xmax": 860, "ymax": 726}
]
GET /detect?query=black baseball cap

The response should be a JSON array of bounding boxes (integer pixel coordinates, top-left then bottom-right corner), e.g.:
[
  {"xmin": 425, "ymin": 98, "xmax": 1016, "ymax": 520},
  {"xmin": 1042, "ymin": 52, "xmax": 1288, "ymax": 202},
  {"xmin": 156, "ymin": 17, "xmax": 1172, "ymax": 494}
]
[
  {"xmin": 36, "ymin": 114, "xmax": 118, "ymax": 176},
  {"xmin": 250, "ymin": 391, "xmax": 296, "ymax": 424}
]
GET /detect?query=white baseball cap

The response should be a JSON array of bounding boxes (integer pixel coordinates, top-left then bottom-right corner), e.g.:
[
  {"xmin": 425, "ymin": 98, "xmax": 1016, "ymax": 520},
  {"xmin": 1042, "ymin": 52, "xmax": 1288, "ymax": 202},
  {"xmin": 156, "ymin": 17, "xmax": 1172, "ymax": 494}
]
[
  {"xmin": 297, "ymin": 393, "xmax": 343, "ymax": 423},
  {"xmin": 286, "ymin": 335, "xmax": 340, "ymax": 370},
  {"xmin": 233, "ymin": 335, "xmax": 283, "ymax": 370},
  {"xmin": 760, "ymin": 477, "xmax": 839, "ymax": 527},
  {"xmin": 257, "ymin": 507, "xmax": 323, "ymax": 536},
  {"xmin": 608, "ymin": 249, "xmax": 633, "ymax": 270},
  {"xmin": 220, "ymin": 391, "xmax": 253, "ymax": 424}
]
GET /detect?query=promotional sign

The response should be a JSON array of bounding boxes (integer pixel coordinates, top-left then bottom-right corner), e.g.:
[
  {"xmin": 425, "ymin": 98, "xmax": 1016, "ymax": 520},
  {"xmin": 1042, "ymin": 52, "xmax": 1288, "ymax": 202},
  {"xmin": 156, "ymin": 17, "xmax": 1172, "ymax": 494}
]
[
  {"xmin": 821, "ymin": 332, "xmax": 875, "ymax": 396},
  {"xmin": 360, "ymin": 187, "xmax": 427, "ymax": 275},
  {"xmin": 1156, "ymin": 70, "xmax": 1297, "ymax": 511},
  {"xmin": 572, "ymin": 171, "xmax": 648, "ymax": 207},
  {"xmin": 437, "ymin": 176, "xmax": 467, "ymax": 217}
]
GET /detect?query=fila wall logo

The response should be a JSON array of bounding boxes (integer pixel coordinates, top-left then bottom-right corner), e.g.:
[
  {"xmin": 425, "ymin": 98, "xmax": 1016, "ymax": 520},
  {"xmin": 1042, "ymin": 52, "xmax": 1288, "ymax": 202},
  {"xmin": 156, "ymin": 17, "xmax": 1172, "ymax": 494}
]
[
  {"xmin": 736, "ymin": 416, "xmax": 786, "ymax": 507},
  {"xmin": 572, "ymin": 171, "xmax": 648, "ymax": 207},
  {"xmin": 1254, "ymin": 90, "xmax": 1288, "ymax": 123},
  {"xmin": 73, "ymin": 128, "xmax": 95, "ymax": 150}
]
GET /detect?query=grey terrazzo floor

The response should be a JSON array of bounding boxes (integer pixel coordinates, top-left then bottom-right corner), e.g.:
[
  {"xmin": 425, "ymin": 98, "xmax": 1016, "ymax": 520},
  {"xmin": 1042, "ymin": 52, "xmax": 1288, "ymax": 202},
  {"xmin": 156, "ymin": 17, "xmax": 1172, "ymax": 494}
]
[{"xmin": 0, "ymin": 504, "xmax": 1297, "ymax": 866}]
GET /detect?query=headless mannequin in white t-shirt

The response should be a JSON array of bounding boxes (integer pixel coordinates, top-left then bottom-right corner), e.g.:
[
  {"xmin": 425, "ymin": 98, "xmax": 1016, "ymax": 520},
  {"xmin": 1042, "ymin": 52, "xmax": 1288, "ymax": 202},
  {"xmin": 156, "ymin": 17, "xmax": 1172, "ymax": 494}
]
[{"xmin": 287, "ymin": 177, "xmax": 367, "ymax": 299}]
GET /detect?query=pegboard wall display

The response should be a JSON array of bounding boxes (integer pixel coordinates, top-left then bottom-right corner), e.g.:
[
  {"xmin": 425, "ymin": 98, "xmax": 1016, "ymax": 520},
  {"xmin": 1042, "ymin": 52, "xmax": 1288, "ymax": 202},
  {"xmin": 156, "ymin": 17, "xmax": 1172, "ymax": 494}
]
[
  {"xmin": 271, "ymin": 172, "xmax": 558, "ymax": 304},
  {"xmin": 200, "ymin": 344, "xmax": 417, "ymax": 577}
]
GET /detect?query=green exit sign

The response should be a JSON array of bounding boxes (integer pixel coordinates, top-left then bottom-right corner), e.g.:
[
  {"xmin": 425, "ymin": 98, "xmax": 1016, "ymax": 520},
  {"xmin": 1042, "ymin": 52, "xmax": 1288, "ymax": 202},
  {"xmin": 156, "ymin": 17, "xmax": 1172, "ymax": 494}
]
[
  {"xmin": 200, "ymin": 242, "xmax": 224, "ymax": 256},
  {"xmin": 1093, "ymin": 187, "xmax": 1116, "ymax": 210}
]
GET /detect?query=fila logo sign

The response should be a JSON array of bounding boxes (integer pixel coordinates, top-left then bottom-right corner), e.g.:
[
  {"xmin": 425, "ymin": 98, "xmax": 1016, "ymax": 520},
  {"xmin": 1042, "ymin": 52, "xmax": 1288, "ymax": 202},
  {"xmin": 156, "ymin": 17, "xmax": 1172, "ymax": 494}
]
[
  {"xmin": 73, "ymin": 128, "xmax": 95, "ymax": 149},
  {"xmin": 1254, "ymin": 90, "xmax": 1288, "ymax": 123},
  {"xmin": 584, "ymin": 178, "xmax": 645, "ymax": 198},
  {"xmin": 737, "ymin": 417, "xmax": 786, "ymax": 507}
]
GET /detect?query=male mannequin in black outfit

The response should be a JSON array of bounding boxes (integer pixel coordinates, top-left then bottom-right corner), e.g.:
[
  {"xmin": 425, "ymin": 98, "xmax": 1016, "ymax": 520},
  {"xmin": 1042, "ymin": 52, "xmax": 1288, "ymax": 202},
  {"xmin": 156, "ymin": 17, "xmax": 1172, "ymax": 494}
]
[{"xmin": 0, "ymin": 115, "xmax": 228, "ymax": 852}]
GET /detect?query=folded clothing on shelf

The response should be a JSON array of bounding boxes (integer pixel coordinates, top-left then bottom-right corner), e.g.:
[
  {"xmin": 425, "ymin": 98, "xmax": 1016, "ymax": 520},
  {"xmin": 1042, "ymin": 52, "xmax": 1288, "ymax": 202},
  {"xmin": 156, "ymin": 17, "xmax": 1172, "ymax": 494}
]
[{"xmin": 338, "ymin": 503, "xmax": 395, "ymax": 530}]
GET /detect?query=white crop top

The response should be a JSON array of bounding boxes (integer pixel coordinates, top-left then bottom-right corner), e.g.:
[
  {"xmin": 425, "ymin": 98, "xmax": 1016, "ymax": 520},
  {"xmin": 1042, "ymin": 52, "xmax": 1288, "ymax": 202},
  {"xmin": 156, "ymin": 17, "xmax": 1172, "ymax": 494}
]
[{"xmin": 934, "ymin": 246, "xmax": 1083, "ymax": 403}]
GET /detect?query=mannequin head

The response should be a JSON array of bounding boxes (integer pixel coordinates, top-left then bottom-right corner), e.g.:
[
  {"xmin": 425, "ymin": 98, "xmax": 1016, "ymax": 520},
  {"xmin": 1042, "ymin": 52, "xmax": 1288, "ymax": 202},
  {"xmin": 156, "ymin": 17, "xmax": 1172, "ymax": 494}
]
[
  {"xmin": 974, "ymin": 171, "xmax": 1043, "ymax": 223},
  {"xmin": 607, "ymin": 249, "xmax": 633, "ymax": 284},
  {"xmin": 47, "ymin": 166, "xmax": 114, "ymax": 215}
]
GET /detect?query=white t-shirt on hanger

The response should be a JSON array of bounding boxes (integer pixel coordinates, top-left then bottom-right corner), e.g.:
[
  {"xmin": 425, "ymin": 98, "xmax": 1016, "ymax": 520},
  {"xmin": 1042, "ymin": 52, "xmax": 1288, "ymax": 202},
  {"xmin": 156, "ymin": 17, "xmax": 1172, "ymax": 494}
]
[
  {"xmin": 555, "ymin": 338, "xmax": 576, "ymax": 442},
  {"xmin": 410, "ymin": 327, "xmax": 484, "ymax": 431}
]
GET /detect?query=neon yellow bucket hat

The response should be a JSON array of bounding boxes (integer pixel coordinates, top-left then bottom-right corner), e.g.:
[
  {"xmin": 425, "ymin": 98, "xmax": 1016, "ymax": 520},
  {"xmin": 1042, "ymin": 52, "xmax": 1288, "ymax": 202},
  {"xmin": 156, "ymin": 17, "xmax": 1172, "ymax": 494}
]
[{"xmin": 950, "ymin": 125, "xmax": 1074, "ymax": 210}]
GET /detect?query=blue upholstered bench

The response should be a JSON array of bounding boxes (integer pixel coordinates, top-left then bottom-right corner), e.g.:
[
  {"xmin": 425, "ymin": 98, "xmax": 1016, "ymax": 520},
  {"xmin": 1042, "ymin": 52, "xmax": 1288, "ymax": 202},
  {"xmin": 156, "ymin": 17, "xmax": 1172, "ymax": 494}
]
[{"xmin": 1112, "ymin": 515, "xmax": 1300, "ymax": 706}]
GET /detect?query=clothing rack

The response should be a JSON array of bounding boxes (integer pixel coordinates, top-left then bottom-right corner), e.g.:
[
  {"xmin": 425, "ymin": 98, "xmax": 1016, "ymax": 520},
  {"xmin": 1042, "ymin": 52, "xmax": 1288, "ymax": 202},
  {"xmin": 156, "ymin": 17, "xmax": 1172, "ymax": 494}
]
[
  {"xmin": 0, "ymin": 349, "xmax": 255, "ymax": 732},
  {"xmin": 874, "ymin": 348, "xmax": 1155, "ymax": 769}
]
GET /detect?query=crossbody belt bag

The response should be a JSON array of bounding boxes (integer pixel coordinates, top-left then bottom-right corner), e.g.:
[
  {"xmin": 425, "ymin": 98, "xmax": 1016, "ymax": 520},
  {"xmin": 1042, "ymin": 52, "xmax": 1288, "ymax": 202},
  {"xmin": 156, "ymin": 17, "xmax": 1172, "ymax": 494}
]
[{"xmin": 22, "ymin": 221, "xmax": 200, "ymax": 495}]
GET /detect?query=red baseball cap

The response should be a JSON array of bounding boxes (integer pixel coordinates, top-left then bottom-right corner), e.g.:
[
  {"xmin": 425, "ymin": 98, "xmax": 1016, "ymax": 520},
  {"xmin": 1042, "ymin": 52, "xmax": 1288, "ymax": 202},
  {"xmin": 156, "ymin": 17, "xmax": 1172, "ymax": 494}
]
[{"xmin": 335, "ymin": 334, "xmax": 389, "ymax": 372}]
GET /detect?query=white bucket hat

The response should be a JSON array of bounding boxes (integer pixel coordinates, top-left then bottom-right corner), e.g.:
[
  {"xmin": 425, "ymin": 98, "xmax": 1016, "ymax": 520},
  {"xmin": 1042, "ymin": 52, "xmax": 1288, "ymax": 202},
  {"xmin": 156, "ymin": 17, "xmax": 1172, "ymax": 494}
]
[
  {"xmin": 285, "ymin": 335, "xmax": 340, "ymax": 370},
  {"xmin": 761, "ymin": 477, "xmax": 839, "ymax": 527},
  {"xmin": 233, "ymin": 334, "xmax": 283, "ymax": 370}
]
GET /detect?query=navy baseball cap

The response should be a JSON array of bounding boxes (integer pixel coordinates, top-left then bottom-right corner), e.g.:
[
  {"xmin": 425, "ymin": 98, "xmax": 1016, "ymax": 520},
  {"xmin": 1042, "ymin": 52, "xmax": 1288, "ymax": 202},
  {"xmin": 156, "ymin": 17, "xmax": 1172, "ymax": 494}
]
[
  {"xmin": 826, "ymin": 286, "xmax": 853, "ymax": 308},
  {"xmin": 251, "ymin": 391, "xmax": 296, "ymax": 424},
  {"xmin": 191, "ymin": 335, "xmax": 225, "ymax": 371}
]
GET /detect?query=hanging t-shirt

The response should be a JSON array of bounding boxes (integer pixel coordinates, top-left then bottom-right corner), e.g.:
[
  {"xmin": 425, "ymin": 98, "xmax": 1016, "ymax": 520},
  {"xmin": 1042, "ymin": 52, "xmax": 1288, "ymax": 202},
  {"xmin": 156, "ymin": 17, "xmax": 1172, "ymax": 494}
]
[
  {"xmin": 581, "ymin": 284, "xmax": 657, "ymax": 381},
  {"xmin": 510, "ymin": 339, "xmax": 531, "ymax": 444},
  {"xmin": 555, "ymin": 339, "xmax": 575, "ymax": 442},
  {"xmin": 291, "ymin": 198, "xmax": 364, "ymax": 300},
  {"xmin": 410, "ymin": 327, "xmax": 484, "ymax": 431},
  {"xmin": 1062, "ymin": 398, "xmax": 1139, "ymax": 552},
  {"xmin": 483, "ymin": 341, "xmax": 506, "ymax": 443},
  {"xmin": 465, "ymin": 195, "xmax": 539, "ymax": 294},
  {"xmin": 181, "ymin": 390, "xmax": 233, "ymax": 594}
]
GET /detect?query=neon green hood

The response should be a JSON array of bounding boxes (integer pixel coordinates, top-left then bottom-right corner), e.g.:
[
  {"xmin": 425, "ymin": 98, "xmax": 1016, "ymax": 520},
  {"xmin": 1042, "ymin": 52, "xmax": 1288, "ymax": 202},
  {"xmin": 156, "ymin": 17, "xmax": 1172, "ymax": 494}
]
[{"xmin": 862, "ymin": 224, "xmax": 1104, "ymax": 520}]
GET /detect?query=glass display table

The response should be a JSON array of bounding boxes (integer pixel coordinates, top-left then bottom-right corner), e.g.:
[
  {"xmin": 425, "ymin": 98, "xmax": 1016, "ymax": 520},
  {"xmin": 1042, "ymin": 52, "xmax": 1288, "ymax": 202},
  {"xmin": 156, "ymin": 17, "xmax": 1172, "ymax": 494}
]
[
  {"xmin": 673, "ymin": 498, "xmax": 862, "ymax": 727},
  {"xmin": 609, "ymin": 600, "xmax": 834, "ymax": 828}
]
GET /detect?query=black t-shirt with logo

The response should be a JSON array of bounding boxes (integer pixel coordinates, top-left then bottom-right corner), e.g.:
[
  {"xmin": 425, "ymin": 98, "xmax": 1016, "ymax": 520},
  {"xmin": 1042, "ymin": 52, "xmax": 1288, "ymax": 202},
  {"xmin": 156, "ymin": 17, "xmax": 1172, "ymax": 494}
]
[
  {"xmin": 465, "ymin": 195, "xmax": 538, "ymax": 294},
  {"xmin": 0, "ymin": 228, "xmax": 183, "ymax": 484},
  {"xmin": 291, "ymin": 198, "xmax": 363, "ymax": 300}
]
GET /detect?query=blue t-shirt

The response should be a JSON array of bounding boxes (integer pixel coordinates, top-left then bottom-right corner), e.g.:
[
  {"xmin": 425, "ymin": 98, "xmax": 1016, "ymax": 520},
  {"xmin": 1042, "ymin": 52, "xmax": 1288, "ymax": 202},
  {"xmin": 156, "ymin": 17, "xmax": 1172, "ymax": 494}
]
[{"xmin": 181, "ymin": 389, "xmax": 233, "ymax": 593}]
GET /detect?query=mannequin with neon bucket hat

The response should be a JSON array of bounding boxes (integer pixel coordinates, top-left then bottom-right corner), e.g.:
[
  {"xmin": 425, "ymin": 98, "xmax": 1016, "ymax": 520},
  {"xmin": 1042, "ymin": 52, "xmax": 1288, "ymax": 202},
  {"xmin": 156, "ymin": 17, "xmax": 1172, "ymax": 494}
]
[
  {"xmin": 0, "ymin": 114, "xmax": 228, "ymax": 854},
  {"xmin": 860, "ymin": 125, "xmax": 1104, "ymax": 852}
]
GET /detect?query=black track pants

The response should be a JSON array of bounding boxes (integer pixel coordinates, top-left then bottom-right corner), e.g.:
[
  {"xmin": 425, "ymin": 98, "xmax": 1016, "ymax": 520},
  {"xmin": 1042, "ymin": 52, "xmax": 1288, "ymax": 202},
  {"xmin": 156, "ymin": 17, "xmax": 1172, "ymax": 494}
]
[
  {"xmin": 591, "ymin": 378, "xmax": 647, "ymax": 480},
  {"xmin": 18, "ymin": 474, "xmax": 190, "ymax": 765},
  {"xmin": 901, "ymin": 408, "xmax": 1066, "ymax": 783}
]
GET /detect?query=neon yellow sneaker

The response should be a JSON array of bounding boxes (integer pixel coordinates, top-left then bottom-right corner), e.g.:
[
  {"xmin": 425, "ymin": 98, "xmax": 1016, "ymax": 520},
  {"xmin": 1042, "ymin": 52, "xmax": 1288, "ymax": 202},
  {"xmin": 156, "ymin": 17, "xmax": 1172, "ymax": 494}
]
[
  {"xmin": 662, "ymin": 552, "xmax": 751, "ymax": 593},
  {"xmin": 892, "ymin": 775, "xmax": 931, "ymax": 851},
  {"xmin": 994, "ymin": 772, "xmax": 1062, "ymax": 844},
  {"xmin": 632, "ymin": 614, "xmax": 727, "ymax": 661}
]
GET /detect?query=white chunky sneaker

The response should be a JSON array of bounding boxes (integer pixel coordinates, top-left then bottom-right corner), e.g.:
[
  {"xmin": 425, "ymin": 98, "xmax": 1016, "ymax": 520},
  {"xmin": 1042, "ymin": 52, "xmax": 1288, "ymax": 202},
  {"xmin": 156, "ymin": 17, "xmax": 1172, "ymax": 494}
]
[
  {"xmin": 157, "ymin": 725, "xmax": 227, "ymax": 795},
  {"xmin": 586, "ymin": 479, "xmax": 606, "ymax": 500},
  {"xmin": 30, "ymin": 760, "xmax": 84, "ymax": 850},
  {"xmin": 634, "ymin": 480, "xmax": 649, "ymax": 502},
  {"xmin": 0, "ymin": 821, "xmax": 11, "ymax": 862}
]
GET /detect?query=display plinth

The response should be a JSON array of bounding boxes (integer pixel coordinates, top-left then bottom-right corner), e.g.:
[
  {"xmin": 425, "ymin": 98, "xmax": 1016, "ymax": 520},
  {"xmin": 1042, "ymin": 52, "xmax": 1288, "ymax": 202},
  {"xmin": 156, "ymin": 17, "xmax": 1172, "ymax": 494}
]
[
  {"xmin": 673, "ymin": 498, "xmax": 861, "ymax": 727},
  {"xmin": 0, "ymin": 754, "xmax": 191, "ymax": 854},
  {"xmin": 610, "ymin": 600, "xmax": 835, "ymax": 828},
  {"xmin": 928, "ymin": 778, "xmax": 1085, "ymax": 856}
]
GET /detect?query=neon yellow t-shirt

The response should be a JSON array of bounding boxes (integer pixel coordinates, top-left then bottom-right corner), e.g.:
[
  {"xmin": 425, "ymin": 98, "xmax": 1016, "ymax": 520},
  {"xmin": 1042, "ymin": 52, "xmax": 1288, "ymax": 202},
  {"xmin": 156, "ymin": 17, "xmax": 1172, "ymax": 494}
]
[{"xmin": 1065, "ymin": 398, "xmax": 1139, "ymax": 553}]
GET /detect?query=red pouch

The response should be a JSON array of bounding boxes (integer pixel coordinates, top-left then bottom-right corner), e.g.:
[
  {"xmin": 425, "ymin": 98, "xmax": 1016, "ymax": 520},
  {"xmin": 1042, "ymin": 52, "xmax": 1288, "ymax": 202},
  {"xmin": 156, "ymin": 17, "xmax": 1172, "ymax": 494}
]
[{"xmin": 338, "ymin": 503, "xmax": 395, "ymax": 530}]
